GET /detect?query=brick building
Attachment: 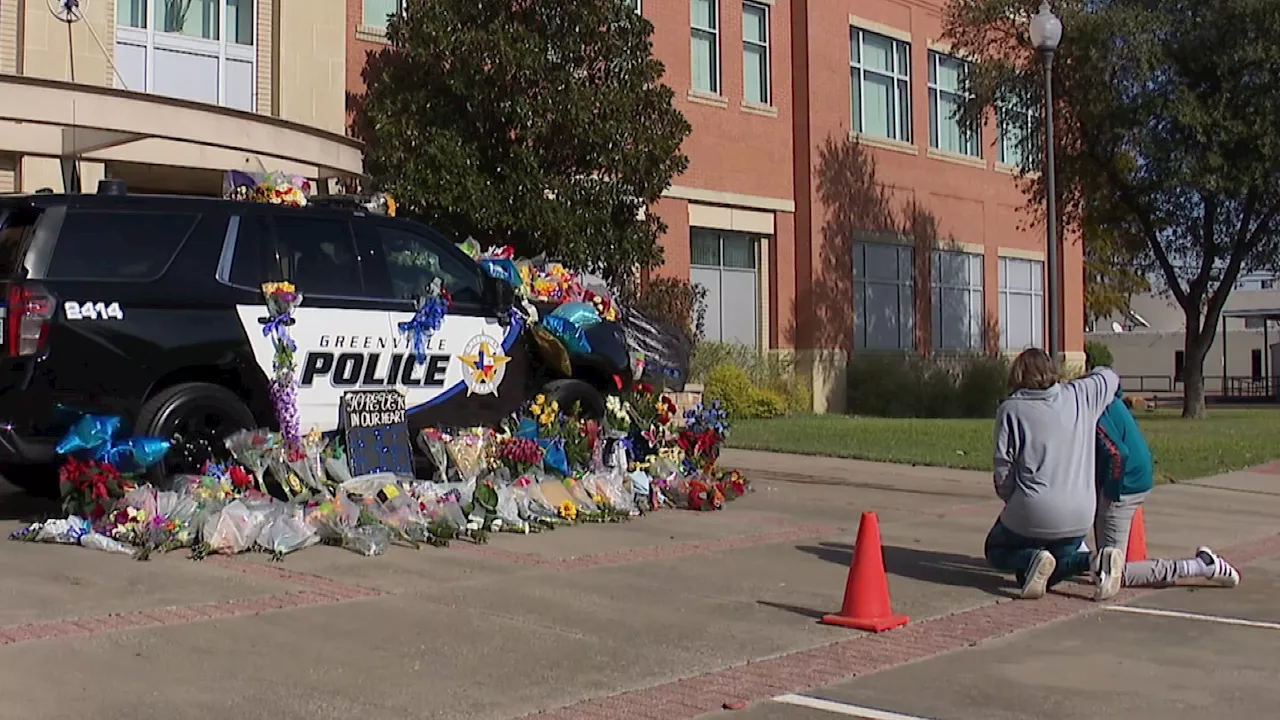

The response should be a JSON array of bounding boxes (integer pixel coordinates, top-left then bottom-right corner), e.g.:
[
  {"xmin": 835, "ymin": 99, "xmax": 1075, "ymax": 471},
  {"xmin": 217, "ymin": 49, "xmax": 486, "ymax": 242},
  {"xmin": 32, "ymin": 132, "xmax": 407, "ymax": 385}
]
[{"xmin": 344, "ymin": 0, "xmax": 1085, "ymax": 411}]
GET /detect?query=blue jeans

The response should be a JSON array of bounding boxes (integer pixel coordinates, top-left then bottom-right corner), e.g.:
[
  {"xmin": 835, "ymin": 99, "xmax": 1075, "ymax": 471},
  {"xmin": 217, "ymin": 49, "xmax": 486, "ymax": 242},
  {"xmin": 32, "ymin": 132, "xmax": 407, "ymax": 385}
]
[{"xmin": 984, "ymin": 519, "xmax": 1091, "ymax": 588}]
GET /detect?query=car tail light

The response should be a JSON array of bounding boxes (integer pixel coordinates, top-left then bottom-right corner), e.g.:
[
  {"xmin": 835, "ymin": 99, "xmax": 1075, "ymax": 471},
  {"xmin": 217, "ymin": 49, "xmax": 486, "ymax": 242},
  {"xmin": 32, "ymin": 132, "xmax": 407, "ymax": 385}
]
[{"xmin": 6, "ymin": 284, "xmax": 54, "ymax": 357}]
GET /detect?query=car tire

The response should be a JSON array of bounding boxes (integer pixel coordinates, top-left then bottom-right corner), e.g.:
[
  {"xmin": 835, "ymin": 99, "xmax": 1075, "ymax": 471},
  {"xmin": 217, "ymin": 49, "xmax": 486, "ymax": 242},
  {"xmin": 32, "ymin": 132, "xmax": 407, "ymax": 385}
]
[
  {"xmin": 136, "ymin": 382, "xmax": 258, "ymax": 488},
  {"xmin": 0, "ymin": 463, "xmax": 59, "ymax": 500},
  {"xmin": 544, "ymin": 379, "xmax": 607, "ymax": 420}
]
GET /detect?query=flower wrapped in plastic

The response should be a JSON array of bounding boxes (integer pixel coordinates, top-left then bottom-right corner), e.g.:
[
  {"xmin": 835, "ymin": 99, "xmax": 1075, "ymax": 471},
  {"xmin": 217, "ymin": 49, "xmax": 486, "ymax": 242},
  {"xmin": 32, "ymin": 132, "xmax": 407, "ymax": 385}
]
[
  {"xmin": 511, "ymin": 473, "xmax": 561, "ymax": 527},
  {"xmin": 419, "ymin": 428, "xmax": 451, "ymax": 483},
  {"xmin": 340, "ymin": 524, "xmax": 392, "ymax": 556},
  {"xmin": 445, "ymin": 429, "xmax": 489, "ymax": 485},
  {"xmin": 322, "ymin": 437, "xmax": 353, "ymax": 486},
  {"xmin": 224, "ymin": 429, "xmax": 273, "ymax": 493},
  {"xmin": 256, "ymin": 508, "xmax": 321, "ymax": 561},
  {"xmin": 304, "ymin": 492, "xmax": 360, "ymax": 541},
  {"xmin": 199, "ymin": 498, "xmax": 277, "ymax": 555},
  {"xmin": 285, "ymin": 433, "xmax": 330, "ymax": 499}
]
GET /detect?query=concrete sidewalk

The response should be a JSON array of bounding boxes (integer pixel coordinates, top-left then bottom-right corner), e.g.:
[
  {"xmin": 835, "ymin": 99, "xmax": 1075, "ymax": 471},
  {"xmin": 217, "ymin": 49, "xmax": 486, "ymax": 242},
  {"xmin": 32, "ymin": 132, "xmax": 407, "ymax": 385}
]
[{"xmin": 0, "ymin": 451, "xmax": 1275, "ymax": 720}]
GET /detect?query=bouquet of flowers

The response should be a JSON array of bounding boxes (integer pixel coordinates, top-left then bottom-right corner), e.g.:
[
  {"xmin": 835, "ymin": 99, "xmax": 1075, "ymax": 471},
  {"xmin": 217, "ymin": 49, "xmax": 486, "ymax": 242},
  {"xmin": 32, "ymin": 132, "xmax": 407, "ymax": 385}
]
[
  {"xmin": 322, "ymin": 437, "xmax": 353, "ymax": 486},
  {"xmin": 584, "ymin": 289, "xmax": 618, "ymax": 322},
  {"xmin": 495, "ymin": 437, "xmax": 543, "ymax": 476},
  {"xmin": 224, "ymin": 429, "xmax": 273, "ymax": 493},
  {"xmin": 261, "ymin": 282, "xmax": 303, "ymax": 448},
  {"xmin": 419, "ymin": 428, "xmax": 451, "ymax": 483},
  {"xmin": 198, "ymin": 498, "xmax": 276, "ymax": 556},
  {"xmin": 687, "ymin": 478, "xmax": 725, "ymax": 512},
  {"xmin": 679, "ymin": 401, "xmax": 730, "ymax": 475},
  {"xmin": 445, "ymin": 429, "xmax": 489, "ymax": 485},
  {"xmin": 58, "ymin": 457, "xmax": 135, "ymax": 522},
  {"xmin": 257, "ymin": 507, "xmax": 320, "ymax": 561},
  {"xmin": 605, "ymin": 395, "xmax": 632, "ymax": 436},
  {"xmin": 304, "ymin": 493, "xmax": 360, "ymax": 541}
]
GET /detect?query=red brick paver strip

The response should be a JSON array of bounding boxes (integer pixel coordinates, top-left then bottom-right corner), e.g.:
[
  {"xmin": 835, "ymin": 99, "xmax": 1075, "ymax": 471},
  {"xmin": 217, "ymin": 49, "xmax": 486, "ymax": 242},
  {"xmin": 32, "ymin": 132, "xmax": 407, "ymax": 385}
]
[{"xmin": 522, "ymin": 532, "xmax": 1280, "ymax": 720}]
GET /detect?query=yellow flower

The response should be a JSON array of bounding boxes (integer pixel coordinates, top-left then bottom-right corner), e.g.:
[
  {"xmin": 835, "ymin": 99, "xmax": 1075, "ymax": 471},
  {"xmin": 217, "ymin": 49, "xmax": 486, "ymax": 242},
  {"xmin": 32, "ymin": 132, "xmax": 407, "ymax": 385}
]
[
  {"xmin": 592, "ymin": 493, "xmax": 606, "ymax": 506},
  {"xmin": 534, "ymin": 394, "xmax": 546, "ymax": 405},
  {"xmin": 557, "ymin": 500, "xmax": 578, "ymax": 521},
  {"xmin": 549, "ymin": 400, "xmax": 560, "ymax": 413},
  {"xmin": 529, "ymin": 404, "xmax": 542, "ymax": 417},
  {"xmin": 540, "ymin": 412, "xmax": 554, "ymax": 426}
]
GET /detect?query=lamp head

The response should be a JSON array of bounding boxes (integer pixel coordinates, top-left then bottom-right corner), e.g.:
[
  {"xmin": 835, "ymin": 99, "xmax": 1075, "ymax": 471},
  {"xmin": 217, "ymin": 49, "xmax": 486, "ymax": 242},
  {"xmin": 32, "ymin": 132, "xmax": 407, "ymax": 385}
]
[{"xmin": 1030, "ymin": 1, "xmax": 1062, "ymax": 52}]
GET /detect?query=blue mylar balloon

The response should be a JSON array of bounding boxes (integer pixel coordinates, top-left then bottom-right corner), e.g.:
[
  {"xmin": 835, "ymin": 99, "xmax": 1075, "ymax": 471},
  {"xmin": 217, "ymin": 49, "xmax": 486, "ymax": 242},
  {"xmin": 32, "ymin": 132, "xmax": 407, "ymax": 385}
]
[
  {"xmin": 541, "ymin": 438, "xmax": 569, "ymax": 476},
  {"xmin": 540, "ymin": 316, "xmax": 592, "ymax": 356},
  {"xmin": 479, "ymin": 259, "xmax": 521, "ymax": 288},
  {"xmin": 549, "ymin": 301, "xmax": 602, "ymax": 329},
  {"xmin": 102, "ymin": 437, "xmax": 172, "ymax": 473},
  {"xmin": 55, "ymin": 415, "xmax": 122, "ymax": 456}
]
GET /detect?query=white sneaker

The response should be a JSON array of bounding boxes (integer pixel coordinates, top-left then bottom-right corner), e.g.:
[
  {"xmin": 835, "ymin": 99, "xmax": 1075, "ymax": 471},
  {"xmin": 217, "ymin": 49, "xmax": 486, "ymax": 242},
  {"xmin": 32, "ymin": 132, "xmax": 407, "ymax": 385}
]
[
  {"xmin": 1021, "ymin": 550, "xmax": 1056, "ymax": 599},
  {"xmin": 1094, "ymin": 547, "xmax": 1124, "ymax": 601},
  {"xmin": 1196, "ymin": 547, "xmax": 1241, "ymax": 588}
]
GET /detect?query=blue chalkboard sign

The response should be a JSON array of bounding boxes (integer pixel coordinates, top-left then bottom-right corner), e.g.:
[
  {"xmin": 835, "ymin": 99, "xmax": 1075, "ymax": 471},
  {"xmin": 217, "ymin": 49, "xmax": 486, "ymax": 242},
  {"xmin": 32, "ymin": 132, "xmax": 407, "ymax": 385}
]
[{"xmin": 341, "ymin": 390, "xmax": 414, "ymax": 477}]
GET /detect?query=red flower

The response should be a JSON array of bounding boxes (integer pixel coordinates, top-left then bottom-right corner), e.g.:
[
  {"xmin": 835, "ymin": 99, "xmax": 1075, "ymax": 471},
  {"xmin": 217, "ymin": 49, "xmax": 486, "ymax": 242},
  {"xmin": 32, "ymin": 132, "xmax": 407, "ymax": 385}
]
[
  {"xmin": 228, "ymin": 465, "xmax": 255, "ymax": 491},
  {"xmin": 637, "ymin": 383, "xmax": 654, "ymax": 395}
]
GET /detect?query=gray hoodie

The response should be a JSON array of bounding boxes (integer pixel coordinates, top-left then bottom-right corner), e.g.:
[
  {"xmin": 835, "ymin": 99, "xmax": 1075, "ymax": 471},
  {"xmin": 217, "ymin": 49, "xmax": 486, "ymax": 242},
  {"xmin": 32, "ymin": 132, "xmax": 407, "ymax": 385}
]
[{"xmin": 993, "ymin": 366, "xmax": 1121, "ymax": 539}]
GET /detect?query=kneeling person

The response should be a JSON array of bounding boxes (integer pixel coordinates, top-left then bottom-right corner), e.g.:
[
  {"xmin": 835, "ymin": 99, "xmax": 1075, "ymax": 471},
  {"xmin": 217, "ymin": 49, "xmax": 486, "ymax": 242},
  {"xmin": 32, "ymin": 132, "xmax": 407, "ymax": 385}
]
[{"xmin": 985, "ymin": 349, "xmax": 1119, "ymax": 599}]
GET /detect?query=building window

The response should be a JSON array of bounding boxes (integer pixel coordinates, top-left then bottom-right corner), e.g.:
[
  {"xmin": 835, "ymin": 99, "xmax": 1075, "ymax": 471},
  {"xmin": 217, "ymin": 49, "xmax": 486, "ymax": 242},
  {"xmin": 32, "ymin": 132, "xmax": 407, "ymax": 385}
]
[
  {"xmin": 932, "ymin": 250, "xmax": 985, "ymax": 351},
  {"xmin": 998, "ymin": 257, "xmax": 1044, "ymax": 350},
  {"xmin": 929, "ymin": 51, "xmax": 980, "ymax": 157},
  {"xmin": 625, "ymin": 0, "xmax": 642, "ymax": 13},
  {"xmin": 691, "ymin": 229, "xmax": 760, "ymax": 347},
  {"xmin": 691, "ymin": 0, "xmax": 721, "ymax": 94},
  {"xmin": 743, "ymin": 2, "xmax": 770, "ymax": 105},
  {"xmin": 363, "ymin": 0, "xmax": 403, "ymax": 29},
  {"xmin": 117, "ymin": 0, "xmax": 147, "ymax": 28},
  {"xmin": 854, "ymin": 241, "xmax": 915, "ymax": 350},
  {"xmin": 114, "ymin": 1, "xmax": 257, "ymax": 111},
  {"xmin": 850, "ymin": 29, "xmax": 911, "ymax": 143},
  {"xmin": 997, "ymin": 94, "xmax": 1035, "ymax": 169},
  {"xmin": 160, "ymin": 0, "xmax": 220, "ymax": 40}
]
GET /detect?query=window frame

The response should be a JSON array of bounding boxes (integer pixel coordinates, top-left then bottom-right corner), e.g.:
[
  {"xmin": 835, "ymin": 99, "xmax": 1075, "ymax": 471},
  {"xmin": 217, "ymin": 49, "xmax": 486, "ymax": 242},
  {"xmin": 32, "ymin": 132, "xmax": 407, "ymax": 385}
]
[
  {"xmin": 849, "ymin": 28, "xmax": 912, "ymax": 143},
  {"xmin": 928, "ymin": 50, "xmax": 981, "ymax": 158},
  {"xmin": 362, "ymin": 0, "xmax": 404, "ymax": 29},
  {"xmin": 997, "ymin": 256, "xmax": 1045, "ymax": 351},
  {"xmin": 931, "ymin": 249, "xmax": 985, "ymax": 352},
  {"xmin": 997, "ymin": 94, "xmax": 1036, "ymax": 169},
  {"xmin": 742, "ymin": 1, "xmax": 771, "ymax": 106},
  {"xmin": 690, "ymin": 228, "xmax": 761, "ymax": 348},
  {"xmin": 691, "ymin": 0, "xmax": 722, "ymax": 95},
  {"xmin": 853, "ymin": 240, "xmax": 915, "ymax": 351}
]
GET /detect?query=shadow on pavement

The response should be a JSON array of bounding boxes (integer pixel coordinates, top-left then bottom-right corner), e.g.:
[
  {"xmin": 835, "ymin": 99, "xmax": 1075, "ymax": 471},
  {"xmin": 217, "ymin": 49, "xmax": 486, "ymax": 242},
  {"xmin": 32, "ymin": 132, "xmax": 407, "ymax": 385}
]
[
  {"xmin": 797, "ymin": 541, "xmax": 1015, "ymax": 599},
  {"xmin": 0, "ymin": 482, "xmax": 60, "ymax": 523}
]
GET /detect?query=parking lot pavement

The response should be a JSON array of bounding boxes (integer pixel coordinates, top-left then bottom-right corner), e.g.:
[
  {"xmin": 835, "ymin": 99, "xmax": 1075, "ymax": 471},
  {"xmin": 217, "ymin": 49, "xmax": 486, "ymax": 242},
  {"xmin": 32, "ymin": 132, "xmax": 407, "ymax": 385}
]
[{"xmin": 703, "ymin": 556, "xmax": 1280, "ymax": 720}]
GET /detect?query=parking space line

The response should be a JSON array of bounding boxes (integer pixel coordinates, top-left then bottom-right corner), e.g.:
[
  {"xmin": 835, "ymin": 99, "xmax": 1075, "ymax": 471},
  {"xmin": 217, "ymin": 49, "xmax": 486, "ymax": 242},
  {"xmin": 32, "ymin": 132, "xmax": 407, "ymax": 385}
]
[
  {"xmin": 1108, "ymin": 605, "xmax": 1280, "ymax": 630},
  {"xmin": 773, "ymin": 694, "xmax": 938, "ymax": 719}
]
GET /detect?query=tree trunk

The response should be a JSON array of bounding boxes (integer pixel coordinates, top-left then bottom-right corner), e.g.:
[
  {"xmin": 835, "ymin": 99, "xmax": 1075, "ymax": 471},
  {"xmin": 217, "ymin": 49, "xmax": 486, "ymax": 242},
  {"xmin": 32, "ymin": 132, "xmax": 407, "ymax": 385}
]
[{"xmin": 1181, "ymin": 322, "xmax": 1215, "ymax": 419}]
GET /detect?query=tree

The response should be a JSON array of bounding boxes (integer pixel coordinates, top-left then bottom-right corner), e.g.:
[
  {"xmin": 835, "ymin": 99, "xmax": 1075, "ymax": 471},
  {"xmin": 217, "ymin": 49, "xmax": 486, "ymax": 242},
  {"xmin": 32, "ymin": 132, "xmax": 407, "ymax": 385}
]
[
  {"xmin": 1082, "ymin": 210, "xmax": 1149, "ymax": 327},
  {"xmin": 354, "ymin": 0, "xmax": 692, "ymax": 289},
  {"xmin": 945, "ymin": 0, "xmax": 1280, "ymax": 417}
]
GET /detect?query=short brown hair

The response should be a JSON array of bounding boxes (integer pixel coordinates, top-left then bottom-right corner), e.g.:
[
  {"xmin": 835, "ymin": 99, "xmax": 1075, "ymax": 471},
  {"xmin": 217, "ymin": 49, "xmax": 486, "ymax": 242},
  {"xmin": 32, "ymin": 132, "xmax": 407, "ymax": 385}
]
[{"xmin": 1008, "ymin": 348, "xmax": 1059, "ymax": 392}]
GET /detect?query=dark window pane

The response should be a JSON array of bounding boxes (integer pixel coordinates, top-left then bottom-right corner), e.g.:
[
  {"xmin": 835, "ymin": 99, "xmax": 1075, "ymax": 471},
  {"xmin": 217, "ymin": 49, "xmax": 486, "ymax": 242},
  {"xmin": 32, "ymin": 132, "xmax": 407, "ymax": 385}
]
[
  {"xmin": 366, "ymin": 225, "xmax": 484, "ymax": 304},
  {"xmin": 0, "ymin": 210, "xmax": 39, "ymax": 277},
  {"xmin": 228, "ymin": 214, "xmax": 266, "ymax": 288},
  {"xmin": 270, "ymin": 215, "xmax": 363, "ymax": 297},
  {"xmin": 47, "ymin": 210, "xmax": 196, "ymax": 281}
]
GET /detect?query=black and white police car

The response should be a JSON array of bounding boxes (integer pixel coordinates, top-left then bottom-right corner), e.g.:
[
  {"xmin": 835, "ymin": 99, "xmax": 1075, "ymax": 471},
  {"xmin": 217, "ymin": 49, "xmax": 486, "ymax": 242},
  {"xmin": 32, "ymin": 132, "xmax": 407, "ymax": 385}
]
[{"xmin": 0, "ymin": 180, "xmax": 634, "ymax": 494}]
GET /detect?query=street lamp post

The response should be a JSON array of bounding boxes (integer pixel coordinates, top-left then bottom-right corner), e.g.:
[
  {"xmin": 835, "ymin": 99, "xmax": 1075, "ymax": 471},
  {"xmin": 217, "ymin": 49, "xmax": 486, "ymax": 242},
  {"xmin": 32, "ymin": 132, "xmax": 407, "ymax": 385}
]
[{"xmin": 1030, "ymin": 1, "xmax": 1062, "ymax": 359}]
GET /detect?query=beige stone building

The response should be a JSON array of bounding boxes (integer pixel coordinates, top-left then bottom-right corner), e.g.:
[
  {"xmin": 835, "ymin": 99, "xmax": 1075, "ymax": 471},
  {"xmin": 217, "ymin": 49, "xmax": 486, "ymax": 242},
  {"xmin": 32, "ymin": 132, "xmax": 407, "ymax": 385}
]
[{"xmin": 0, "ymin": 0, "xmax": 361, "ymax": 195}]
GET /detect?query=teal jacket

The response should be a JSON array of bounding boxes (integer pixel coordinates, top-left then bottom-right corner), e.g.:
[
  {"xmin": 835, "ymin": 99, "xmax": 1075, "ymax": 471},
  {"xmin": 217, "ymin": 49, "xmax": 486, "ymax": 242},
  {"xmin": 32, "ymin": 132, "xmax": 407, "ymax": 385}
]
[{"xmin": 1095, "ymin": 389, "xmax": 1154, "ymax": 500}]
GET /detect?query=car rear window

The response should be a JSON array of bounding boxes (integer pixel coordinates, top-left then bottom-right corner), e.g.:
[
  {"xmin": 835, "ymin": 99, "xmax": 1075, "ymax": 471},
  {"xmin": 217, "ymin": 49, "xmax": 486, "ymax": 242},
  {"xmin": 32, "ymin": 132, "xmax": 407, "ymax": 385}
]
[
  {"xmin": 45, "ymin": 210, "xmax": 198, "ymax": 281},
  {"xmin": 0, "ymin": 209, "xmax": 40, "ymax": 278}
]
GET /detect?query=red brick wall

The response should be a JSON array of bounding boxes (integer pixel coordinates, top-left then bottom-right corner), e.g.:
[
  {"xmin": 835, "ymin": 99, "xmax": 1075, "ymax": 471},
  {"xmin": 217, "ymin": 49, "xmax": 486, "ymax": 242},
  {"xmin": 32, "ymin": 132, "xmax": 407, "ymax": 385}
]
[
  {"xmin": 345, "ymin": 0, "xmax": 388, "ymax": 133},
  {"xmin": 791, "ymin": 0, "xmax": 1084, "ymax": 354}
]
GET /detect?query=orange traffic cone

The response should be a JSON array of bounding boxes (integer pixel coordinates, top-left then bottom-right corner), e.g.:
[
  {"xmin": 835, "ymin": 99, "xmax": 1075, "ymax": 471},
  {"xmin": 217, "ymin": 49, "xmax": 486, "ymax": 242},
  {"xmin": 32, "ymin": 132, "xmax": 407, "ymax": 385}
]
[
  {"xmin": 1126, "ymin": 507, "xmax": 1148, "ymax": 562},
  {"xmin": 820, "ymin": 512, "xmax": 909, "ymax": 633}
]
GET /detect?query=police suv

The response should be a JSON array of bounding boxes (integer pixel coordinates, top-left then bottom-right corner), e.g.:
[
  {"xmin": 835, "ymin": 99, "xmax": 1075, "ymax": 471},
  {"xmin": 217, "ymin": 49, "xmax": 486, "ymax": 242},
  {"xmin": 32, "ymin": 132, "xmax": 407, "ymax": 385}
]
[{"xmin": 0, "ymin": 180, "xmax": 632, "ymax": 494}]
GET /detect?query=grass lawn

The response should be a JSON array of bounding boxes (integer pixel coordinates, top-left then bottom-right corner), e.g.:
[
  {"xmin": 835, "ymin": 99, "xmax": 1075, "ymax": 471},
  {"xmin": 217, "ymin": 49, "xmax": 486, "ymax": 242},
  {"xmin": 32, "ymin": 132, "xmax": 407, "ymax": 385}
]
[{"xmin": 728, "ymin": 409, "xmax": 1280, "ymax": 482}]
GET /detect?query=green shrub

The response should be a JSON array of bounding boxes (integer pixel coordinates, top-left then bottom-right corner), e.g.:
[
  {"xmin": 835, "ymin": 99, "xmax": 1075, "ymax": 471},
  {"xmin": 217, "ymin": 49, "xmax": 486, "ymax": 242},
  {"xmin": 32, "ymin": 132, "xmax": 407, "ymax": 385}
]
[
  {"xmin": 703, "ymin": 362, "xmax": 787, "ymax": 420},
  {"xmin": 846, "ymin": 353, "xmax": 1009, "ymax": 419},
  {"xmin": 692, "ymin": 343, "xmax": 810, "ymax": 414},
  {"xmin": 1085, "ymin": 340, "xmax": 1114, "ymax": 371}
]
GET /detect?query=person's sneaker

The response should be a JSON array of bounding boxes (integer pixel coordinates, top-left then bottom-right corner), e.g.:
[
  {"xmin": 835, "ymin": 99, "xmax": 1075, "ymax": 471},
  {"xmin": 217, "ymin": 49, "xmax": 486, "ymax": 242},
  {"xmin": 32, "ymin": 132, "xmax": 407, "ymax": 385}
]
[
  {"xmin": 1094, "ymin": 547, "xmax": 1125, "ymax": 601},
  {"xmin": 1196, "ymin": 546, "xmax": 1241, "ymax": 587},
  {"xmin": 1021, "ymin": 550, "xmax": 1056, "ymax": 599}
]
